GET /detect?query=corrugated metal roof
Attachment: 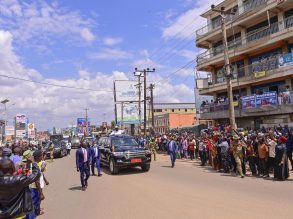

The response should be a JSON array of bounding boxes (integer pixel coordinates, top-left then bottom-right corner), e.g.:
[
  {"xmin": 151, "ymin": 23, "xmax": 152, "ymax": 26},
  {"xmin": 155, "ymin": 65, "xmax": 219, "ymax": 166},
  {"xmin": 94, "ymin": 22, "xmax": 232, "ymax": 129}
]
[{"xmin": 153, "ymin": 103, "xmax": 195, "ymax": 109}]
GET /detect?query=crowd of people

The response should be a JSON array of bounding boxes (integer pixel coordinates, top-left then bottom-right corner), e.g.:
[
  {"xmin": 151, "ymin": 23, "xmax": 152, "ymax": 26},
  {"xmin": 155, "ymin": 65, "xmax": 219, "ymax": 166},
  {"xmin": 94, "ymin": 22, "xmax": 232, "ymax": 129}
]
[
  {"xmin": 0, "ymin": 142, "xmax": 50, "ymax": 219},
  {"xmin": 147, "ymin": 125, "xmax": 292, "ymax": 180}
]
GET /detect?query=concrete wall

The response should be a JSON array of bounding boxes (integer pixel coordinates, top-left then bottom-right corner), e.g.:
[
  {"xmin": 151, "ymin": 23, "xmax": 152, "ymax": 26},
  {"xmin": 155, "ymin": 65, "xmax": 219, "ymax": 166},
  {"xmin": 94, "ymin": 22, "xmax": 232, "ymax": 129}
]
[{"xmin": 169, "ymin": 113, "xmax": 196, "ymax": 129}]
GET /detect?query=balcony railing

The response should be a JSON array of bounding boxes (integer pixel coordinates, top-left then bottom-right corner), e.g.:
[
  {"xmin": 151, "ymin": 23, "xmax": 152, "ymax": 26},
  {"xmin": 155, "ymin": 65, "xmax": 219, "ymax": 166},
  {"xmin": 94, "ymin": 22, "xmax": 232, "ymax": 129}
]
[
  {"xmin": 200, "ymin": 91, "xmax": 293, "ymax": 114},
  {"xmin": 196, "ymin": 15, "xmax": 293, "ymax": 66},
  {"xmin": 212, "ymin": 53, "xmax": 288, "ymax": 85},
  {"xmin": 196, "ymin": 0, "xmax": 268, "ymax": 39}
]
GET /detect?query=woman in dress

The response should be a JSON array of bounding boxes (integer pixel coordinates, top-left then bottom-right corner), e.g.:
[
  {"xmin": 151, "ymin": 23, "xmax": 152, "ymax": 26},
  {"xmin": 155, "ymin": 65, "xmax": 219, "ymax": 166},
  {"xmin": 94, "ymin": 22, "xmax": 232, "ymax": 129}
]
[{"xmin": 274, "ymin": 136, "xmax": 289, "ymax": 181}]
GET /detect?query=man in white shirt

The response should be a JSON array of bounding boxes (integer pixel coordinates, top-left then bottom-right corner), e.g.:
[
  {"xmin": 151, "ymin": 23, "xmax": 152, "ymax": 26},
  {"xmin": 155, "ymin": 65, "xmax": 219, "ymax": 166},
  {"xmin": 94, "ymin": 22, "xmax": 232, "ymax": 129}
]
[
  {"xmin": 66, "ymin": 141, "xmax": 72, "ymax": 155},
  {"xmin": 110, "ymin": 126, "xmax": 124, "ymax": 135}
]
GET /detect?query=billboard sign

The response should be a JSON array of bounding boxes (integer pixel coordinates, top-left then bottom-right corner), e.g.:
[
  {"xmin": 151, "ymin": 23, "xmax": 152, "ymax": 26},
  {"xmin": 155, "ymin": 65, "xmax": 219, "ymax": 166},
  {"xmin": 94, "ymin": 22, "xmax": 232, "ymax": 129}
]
[
  {"xmin": 116, "ymin": 102, "xmax": 143, "ymax": 124},
  {"xmin": 114, "ymin": 80, "xmax": 144, "ymax": 102},
  {"xmin": 5, "ymin": 126, "xmax": 15, "ymax": 136},
  {"xmin": 16, "ymin": 130, "xmax": 26, "ymax": 138},
  {"xmin": 28, "ymin": 123, "xmax": 36, "ymax": 139},
  {"xmin": 16, "ymin": 114, "xmax": 26, "ymax": 124},
  {"xmin": 241, "ymin": 95, "xmax": 256, "ymax": 109},
  {"xmin": 255, "ymin": 92, "xmax": 278, "ymax": 107},
  {"xmin": 77, "ymin": 118, "xmax": 89, "ymax": 127}
]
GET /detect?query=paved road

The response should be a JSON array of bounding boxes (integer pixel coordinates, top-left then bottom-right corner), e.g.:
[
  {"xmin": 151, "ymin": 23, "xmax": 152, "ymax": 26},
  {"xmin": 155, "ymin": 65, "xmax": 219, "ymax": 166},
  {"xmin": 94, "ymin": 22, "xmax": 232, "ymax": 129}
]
[{"xmin": 40, "ymin": 152, "xmax": 293, "ymax": 219}]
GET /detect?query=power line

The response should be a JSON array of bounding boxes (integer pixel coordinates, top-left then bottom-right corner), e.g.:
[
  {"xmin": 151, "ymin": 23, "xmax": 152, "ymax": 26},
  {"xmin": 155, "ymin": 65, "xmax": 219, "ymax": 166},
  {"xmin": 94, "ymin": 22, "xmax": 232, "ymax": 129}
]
[
  {"xmin": 0, "ymin": 74, "xmax": 114, "ymax": 93},
  {"xmin": 154, "ymin": 58, "xmax": 196, "ymax": 85}
]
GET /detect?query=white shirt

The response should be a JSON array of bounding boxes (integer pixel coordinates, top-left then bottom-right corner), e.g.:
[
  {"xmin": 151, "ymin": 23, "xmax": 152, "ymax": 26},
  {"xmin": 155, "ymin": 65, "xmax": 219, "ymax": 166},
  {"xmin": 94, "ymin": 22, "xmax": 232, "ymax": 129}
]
[
  {"xmin": 66, "ymin": 142, "xmax": 72, "ymax": 150},
  {"xmin": 268, "ymin": 139, "xmax": 276, "ymax": 158},
  {"xmin": 110, "ymin": 130, "xmax": 124, "ymax": 135}
]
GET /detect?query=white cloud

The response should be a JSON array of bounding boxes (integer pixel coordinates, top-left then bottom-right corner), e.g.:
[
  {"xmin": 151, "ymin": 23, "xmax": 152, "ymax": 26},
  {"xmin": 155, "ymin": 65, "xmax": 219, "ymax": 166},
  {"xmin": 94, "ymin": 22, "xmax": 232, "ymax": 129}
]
[
  {"xmin": 103, "ymin": 37, "xmax": 123, "ymax": 46},
  {"xmin": 0, "ymin": 0, "xmax": 96, "ymax": 43},
  {"xmin": 0, "ymin": 29, "xmax": 195, "ymax": 129},
  {"xmin": 162, "ymin": 0, "xmax": 215, "ymax": 39},
  {"xmin": 89, "ymin": 48, "xmax": 133, "ymax": 60},
  {"xmin": 80, "ymin": 28, "xmax": 96, "ymax": 42},
  {"xmin": 177, "ymin": 49, "xmax": 198, "ymax": 60}
]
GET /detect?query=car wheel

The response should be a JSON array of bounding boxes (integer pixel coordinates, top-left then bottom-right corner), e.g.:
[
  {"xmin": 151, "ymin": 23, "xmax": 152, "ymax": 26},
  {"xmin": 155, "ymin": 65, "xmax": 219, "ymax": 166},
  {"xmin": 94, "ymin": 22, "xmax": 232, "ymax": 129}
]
[
  {"xmin": 109, "ymin": 158, "xmax": 119, "ymax": 174},
  {"xmin": 141, "ymin": 164, "xmax": 150, "ymax": 172}
]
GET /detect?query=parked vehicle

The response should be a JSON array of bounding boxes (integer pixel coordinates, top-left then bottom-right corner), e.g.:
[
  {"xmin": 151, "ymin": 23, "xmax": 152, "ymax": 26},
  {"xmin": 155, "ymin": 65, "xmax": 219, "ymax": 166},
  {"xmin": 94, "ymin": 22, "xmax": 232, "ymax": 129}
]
[
  {"xmin": 98, "ymin": 135, "xmax": 151, "ymax": 174},
  {"xmin": 71, "ymin": 137, "xmax": 81, "ymax": 149}
]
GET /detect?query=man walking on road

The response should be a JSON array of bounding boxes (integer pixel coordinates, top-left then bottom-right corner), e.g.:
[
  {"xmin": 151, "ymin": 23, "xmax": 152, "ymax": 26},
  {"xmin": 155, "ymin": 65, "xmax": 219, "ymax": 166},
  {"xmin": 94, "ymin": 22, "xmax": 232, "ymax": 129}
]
[
  {"xmin": 76, "ymin": 142, "xmax": 91, "ymax": 191},
  {"xmin": 168, "ymin": 136, "xmax": 178, "ymax": 168},
  {"xmin": 90, "ymin": 141, "xmax": 101, "ymax": 177}
]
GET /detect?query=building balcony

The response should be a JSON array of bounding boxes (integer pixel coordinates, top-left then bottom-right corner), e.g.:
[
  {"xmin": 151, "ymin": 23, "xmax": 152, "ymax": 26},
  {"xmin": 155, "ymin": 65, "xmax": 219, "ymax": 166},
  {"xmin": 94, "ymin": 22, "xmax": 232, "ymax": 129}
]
[
  {"xmin": 196, "ymin": 0, "xmax": 270, "ymax": 42},
  {"xmin": 199, "ymin": 91, "xmax": 293, "ymax": 120},
  {"xmin": 197, "ymin": 14, "xmax": 293, "ymax": 70},
  {"xmin": 199, "ymin": 54, "xmax": 293, "ymax": 95}
]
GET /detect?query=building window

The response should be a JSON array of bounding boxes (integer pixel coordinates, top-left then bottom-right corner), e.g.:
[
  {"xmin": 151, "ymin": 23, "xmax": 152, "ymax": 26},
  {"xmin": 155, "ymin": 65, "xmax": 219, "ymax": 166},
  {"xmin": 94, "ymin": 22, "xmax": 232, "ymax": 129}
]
[
  {"xmin": 156, "ymin": 109, "xmax": 162, "ymax": 112},
  {"xmin": 172, "ymin": 109, "xmax": 174, "ymax": 112},
  {"xmin": 185, "ymin": 109, "xmax": 188, "ymax": 112}
]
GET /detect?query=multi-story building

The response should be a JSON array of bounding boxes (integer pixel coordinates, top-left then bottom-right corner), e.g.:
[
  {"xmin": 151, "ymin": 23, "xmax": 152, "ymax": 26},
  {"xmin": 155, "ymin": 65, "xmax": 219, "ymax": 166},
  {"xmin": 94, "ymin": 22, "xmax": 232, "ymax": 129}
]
[{"xmin": 196, "ymin": 0, "xmax": 293, "ymax": 128}]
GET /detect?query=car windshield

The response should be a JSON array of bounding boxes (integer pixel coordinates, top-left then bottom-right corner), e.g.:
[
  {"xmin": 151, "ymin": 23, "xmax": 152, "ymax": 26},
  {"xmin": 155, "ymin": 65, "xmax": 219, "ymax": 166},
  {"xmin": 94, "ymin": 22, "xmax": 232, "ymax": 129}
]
[{"xmin": 112, "ymin": 137, "xmax": 139, "ymax": 147}]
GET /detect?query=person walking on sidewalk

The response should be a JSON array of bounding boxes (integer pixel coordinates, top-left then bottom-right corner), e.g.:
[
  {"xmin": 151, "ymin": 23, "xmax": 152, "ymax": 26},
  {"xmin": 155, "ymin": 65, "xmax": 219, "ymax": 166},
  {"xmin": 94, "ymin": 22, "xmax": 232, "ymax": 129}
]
[{"xmin": 168, "ymin": 136, "xmax": 178, "ymax": 168}]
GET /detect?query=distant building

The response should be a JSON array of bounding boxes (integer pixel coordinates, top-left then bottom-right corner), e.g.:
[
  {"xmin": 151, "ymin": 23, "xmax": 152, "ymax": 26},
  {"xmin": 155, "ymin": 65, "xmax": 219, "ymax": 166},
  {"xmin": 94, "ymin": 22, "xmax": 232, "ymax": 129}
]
[
  {"xmin": 154, "ymin": 113, "xmax": 196, "ymax": 134},
  {"xmin": 153, "ymin": 103, "xmax": 196, "ymax": 115},
  {"xmin": 196, "ymin": 0, "xmax": 293, "ymax": 128}
]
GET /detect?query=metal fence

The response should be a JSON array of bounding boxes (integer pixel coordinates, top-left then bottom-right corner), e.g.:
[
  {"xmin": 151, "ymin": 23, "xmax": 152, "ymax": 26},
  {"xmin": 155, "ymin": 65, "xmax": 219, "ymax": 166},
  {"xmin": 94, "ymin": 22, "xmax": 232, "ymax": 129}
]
[
  {"xmin": 196, "ymin": 0, "xmax": 268, "ymax": 38},
  {"xmin": 197, "ymin": 15, "xmax": 293, "ymax": 66}
]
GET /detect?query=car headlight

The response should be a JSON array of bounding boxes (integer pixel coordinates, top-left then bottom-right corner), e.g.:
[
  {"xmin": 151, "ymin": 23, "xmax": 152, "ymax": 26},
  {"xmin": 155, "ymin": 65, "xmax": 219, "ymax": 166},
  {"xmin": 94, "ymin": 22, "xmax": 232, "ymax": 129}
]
[{"xmin": 113, "ymin": 152, "xmax": 124, "ymax": 156}]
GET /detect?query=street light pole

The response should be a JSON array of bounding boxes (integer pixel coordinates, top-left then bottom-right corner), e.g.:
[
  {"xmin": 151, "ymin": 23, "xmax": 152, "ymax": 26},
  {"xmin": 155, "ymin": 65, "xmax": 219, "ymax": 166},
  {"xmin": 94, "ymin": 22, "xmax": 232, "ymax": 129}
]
[{"xmin": 211, "ymin": 5, "xmax": 237, "ymax": 131}]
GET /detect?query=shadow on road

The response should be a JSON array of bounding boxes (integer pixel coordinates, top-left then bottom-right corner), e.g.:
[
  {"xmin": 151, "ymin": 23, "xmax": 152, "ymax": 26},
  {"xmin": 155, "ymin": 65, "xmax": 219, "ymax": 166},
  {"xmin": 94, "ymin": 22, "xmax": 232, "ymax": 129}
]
[
  {"xmin": 68, "ymin": 186, "xmax": 82, "ymax": 191},
  {"xmin": 100, "ymin": 166, "xmax": 145, "ymax": 176},
  {"xmin": 161, "ymin": 165, "xmax": 172, "ymax": 168}
]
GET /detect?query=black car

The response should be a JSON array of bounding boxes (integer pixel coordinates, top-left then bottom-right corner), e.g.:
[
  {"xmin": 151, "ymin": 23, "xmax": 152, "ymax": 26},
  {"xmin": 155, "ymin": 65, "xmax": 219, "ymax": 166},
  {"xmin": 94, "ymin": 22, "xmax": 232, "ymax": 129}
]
[{"xmin": 98, "ymin": 135, "xmax": 151, "ymax": 174}]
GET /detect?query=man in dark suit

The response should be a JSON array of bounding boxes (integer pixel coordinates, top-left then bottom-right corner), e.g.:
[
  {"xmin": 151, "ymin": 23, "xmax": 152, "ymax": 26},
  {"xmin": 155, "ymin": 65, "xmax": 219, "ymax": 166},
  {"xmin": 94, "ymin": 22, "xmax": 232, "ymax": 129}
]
[
  {"xmin": 90, "ymin": 141, "xmax": 101, "ymax": 176},
  {"xmin": 168, "ymin": 136, "xmax": 178, "ymax": 168},
  {"xmin": 76, "ymin": 142, "xmax": 91, "ymax": 191}
]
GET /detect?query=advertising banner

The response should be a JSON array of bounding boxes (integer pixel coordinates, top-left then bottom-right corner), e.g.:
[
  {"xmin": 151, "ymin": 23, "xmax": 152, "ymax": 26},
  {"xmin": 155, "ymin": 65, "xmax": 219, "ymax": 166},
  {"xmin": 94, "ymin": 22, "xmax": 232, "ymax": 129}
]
[
  {"xmin": 28, "ymin": 123, "xmax": 35, "ymax": 139},
  {"xmin": 255, "ymin": 92, "xmax": 277, "ymax": 107},
  {"xmin": 241, "ymin": 95, "xmax": 256, "ymax": 109},
  {"xmin": 116, "ymin": 102, "xmax": 143, "ymax": 124},
  {"xmin": 16, "ymin": 130, "xmax": 26, "ymax": 138},
  {"xmin": 278, "ymin": 53, "xmax": 293, "ymax": 67},
  {"xmin": 15, "ymin": 113, "xmax": 26, "ymax": 138},
  {"xmin": 77, "ymin": 118, "xmax": 90, "ymax": 127},
  {"xmin": 114, "ymin": 80, "xmax": 144, "ymax": 102},
  {"xmin": 5, "ymin": 126, "xmax": 15, "ymax": 136},
  {"xmin": 77, "ymin": 118, "xmax": 91, "ymax": 136}
]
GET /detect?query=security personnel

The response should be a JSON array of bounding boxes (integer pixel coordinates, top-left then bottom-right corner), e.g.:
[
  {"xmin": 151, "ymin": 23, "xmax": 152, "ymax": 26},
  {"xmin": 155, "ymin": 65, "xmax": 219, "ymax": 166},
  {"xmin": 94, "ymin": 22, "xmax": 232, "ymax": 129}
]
[
  {"xmin": 149, "ymin": 137, "xmax": 157, "ymax": 161},
  {"xmin": 90, "ymin": 141, "xmax": 101, "ymax": 177},
  {"xmin": 76, "ymin": 142, "xmax": 91, "ymax": 191},
  {"xmin": 231, "ymin": 135, "xmax": 246, "ymax": 178}
]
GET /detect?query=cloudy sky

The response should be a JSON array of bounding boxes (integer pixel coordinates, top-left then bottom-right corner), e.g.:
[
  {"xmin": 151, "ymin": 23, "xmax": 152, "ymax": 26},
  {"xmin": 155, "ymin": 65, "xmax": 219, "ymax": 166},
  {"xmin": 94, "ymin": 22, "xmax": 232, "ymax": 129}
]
[{"xmin": 0, "ymin": 0, "xmax": 216, "ymax": 130}]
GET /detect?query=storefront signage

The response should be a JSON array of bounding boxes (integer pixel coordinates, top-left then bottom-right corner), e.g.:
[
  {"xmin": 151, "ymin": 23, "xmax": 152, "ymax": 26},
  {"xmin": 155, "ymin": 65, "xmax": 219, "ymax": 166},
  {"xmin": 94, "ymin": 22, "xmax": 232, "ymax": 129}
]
[{"xmin": 254, "ymin": 71, "xmax": 266, "ymax": 78}]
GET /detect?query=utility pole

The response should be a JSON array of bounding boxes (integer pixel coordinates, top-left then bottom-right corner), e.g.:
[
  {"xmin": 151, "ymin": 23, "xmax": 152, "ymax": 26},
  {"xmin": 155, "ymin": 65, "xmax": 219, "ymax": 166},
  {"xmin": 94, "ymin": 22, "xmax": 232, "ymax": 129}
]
[
  {"xmin": 135, "ymin": 75, "xmax": 142, "ymax": 135},
  {"xmin": 84, "ymin": 108, "xmax": 89, "ymax": 136},
  {"xmin": 134, "ymin": 68, "xmax": 156, "ymax": 136},
  {"xmin": 149, "ymin": 83, "xmax": 155, "ymax": 133},
  {"xmin": 211, "ymin": 5, "xmax": 237, "ymax": 131}
]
